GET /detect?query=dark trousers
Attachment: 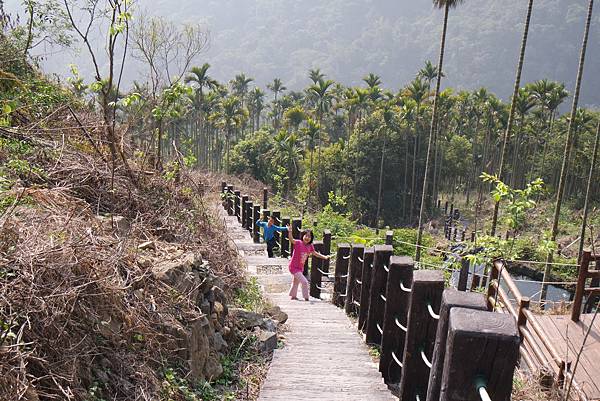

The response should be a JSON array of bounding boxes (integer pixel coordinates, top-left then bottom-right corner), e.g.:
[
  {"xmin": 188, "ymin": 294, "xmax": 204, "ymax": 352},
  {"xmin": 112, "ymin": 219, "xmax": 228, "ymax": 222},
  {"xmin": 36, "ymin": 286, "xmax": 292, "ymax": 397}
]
[{"xmin": 266, "ymin": 238, "xmax": 277, "ymax": 258}]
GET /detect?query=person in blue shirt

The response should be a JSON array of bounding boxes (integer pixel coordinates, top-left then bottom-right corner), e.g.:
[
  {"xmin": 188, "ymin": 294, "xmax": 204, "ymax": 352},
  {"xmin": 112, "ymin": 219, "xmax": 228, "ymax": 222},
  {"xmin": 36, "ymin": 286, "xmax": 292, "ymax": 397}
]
[{"xmin": 257, "ymin": 215, "xmax": 288, "ymax": 258}]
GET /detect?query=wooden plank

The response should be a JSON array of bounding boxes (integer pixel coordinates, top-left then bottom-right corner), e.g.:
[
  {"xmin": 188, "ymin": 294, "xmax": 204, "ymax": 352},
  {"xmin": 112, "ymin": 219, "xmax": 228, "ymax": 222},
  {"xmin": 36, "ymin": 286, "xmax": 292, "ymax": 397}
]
[
  {"xmin": 332, "ymin": 243, "xmax": 350, "ymax": 307},
  {"xmin": 345, "ymin": 244, "xmax": 365, "ymax": 315}
]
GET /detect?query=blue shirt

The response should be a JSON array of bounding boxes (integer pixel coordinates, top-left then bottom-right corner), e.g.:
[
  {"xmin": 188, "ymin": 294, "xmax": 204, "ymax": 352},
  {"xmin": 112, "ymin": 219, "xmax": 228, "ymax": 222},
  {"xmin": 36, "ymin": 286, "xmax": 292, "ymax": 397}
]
[{"xmin": 257, "ymin": 220, "xmax": 287, "ymax": 241}]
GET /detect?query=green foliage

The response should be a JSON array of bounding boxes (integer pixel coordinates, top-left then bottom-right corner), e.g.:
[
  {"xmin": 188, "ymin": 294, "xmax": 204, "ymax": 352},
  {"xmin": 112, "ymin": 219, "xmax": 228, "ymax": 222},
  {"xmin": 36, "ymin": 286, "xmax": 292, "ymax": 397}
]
[
  {"xmin": 309, "ymin": 203, "xmax": 356, "ymax": 241},
  {"xmin": 391, "ymin": 228, "xmax": 434, "ymax": 258},
  {"xmin": 481, "ymin": 173, "xmax": 545, "ymax": 231},
  {"xmin": 233, "ymin": 277, "xmax": 264, "ymax": 312}
]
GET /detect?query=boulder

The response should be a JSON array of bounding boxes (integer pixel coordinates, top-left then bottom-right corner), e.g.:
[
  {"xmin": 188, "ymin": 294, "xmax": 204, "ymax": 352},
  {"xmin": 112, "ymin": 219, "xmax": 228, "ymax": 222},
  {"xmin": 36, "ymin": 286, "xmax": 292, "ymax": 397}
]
[
  {"xmin": 203, "ymin": 350, "xmax": 223, "ymax": 380},
  {"xmin": 264, "ymin": 305, "xmax": 288, "ymax": 324},
  {"xmin": 230, "ymin": 308, "xmax": 264, "ymax": 329},
  {"xmin": 256, "ymin": 330, "xmax": 278, "ymax": 353},
  {"xmin": 260, "ymin": 318, "xmax": 278, "ymax": 333},
  {"xmin": 212, "ymin": 332, "xmax": 228, "ymax": 352}
]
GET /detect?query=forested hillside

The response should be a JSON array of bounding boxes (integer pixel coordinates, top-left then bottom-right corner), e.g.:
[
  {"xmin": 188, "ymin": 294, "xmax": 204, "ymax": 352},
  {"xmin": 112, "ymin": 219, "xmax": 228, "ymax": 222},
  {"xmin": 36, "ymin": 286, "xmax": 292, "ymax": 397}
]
[{"xmin": 6, "ymin": 0, "xmax": 600, "ymax": 106}]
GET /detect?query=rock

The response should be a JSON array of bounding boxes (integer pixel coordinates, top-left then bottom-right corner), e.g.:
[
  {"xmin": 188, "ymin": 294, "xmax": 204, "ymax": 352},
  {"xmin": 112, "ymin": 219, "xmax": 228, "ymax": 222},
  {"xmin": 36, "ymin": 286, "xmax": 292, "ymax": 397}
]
[
  {"xmin": 200, "ymin": 299, "xmax": 211, "ymax": 315},
  {"xmin": 257, "ymin": 330, "xmax": 278, "ymax": 353},
  {"xmin": 222, "ymin": 325, "xmax": 232, "ymax": 339},
  {"xmin": 152, "ymin": 253, "xmax": 200, "ymax": 301},
  {"xmin": 230, "ymin": 308, "xmax": 264, "ymax": 329},
  {"xmin": 265, "ymin": 305, "xmax": 288, "ymax": 324},
  {"xmin": 186, "ymin": 319, "xmax": 211, "ymax": 380},
  {"xmin": 212, "ymin": 332, "xmax": 228, "ymax": 352},
  {"xmin": 96, "ymin": 215, "xmax": 130, "ymax": 235},
  {"xmin": 260, "ymin": 318, "xmax": 278, "ymax": 333},
  {"xmin": 203, "ymin": 350, "xmax": 223, "ymax": 380}
]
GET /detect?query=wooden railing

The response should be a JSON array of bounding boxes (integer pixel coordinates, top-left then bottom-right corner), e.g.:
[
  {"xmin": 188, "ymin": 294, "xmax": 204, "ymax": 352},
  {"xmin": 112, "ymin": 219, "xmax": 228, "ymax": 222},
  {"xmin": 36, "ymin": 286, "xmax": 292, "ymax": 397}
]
[
  {"xmin": 221, "ymin": 182, "xmax": 523, "ymax": 401},
  {"xmin": 487, "ymin": 259, "xmax": 587, "ymax": 400},
  {"xmin": 572, "ymin": 250, "xmax": 600, "ymax": 322}
]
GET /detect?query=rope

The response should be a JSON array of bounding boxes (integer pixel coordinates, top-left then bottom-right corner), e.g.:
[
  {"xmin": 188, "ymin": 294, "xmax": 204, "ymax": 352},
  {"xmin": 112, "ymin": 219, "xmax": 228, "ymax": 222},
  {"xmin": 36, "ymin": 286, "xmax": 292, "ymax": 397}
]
[
  {"xmin": 315, "ymin": 285, "xmax": 330, "ymax": 291},
  {"xmin": 421, "ymin": 350, "xmax": 432, "ymax": 369},
  {"xmin": 400, "ymin": 282, "xmax": 412, "ymax": 293},
  {"xmin": 338, "ymin": 292, "xmax": 348, "ymax": 297},
  {"xmin": 340, "ymin": 273, "xmax": 348, "ymax": 278},
  {"xmin": 392, "ymin": 351, "xmax": 403, "ymax": 367},
  {"xmin": 317, "ymin": 268, "xmax": 333, "ymax": 276},
  {"xmin": 383, "ymin": 264, "xmax": 389, "ymax": 272},
  {"xmin": 380, "ymin": 294, "xmax": 387, "ymax": 302},
  {"xmin": 353, "ymin": 300, "xmax": 361, "ymax": 307},
  {"xmin": 427, "ymin": 303, "xmax": 440, "ymax": 320},
  {"xmin": 376, "ymin": 323, "xmax": 384, "ymax": 335},
  {"xmin": 343, "ymin": 254, "xmax": 351, "ymax": 260},
  {"xmin": 395, "ymin": 317, "xmax": 407, "ymax": 332},
  {"xmin": 357, "ymin": 256, "xmax": 364, "ymax": 263},
  {"xmin": 356, "ymin": 279, "xmax": 362, "ymax": 285}
]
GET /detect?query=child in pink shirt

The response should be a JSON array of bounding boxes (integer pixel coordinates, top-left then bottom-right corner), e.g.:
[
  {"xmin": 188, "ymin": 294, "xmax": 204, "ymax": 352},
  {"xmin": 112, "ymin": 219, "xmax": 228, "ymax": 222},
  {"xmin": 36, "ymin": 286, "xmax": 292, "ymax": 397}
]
[{"xmin": 286, "ymin": 225, "xmax": 330, "ymax": 301}]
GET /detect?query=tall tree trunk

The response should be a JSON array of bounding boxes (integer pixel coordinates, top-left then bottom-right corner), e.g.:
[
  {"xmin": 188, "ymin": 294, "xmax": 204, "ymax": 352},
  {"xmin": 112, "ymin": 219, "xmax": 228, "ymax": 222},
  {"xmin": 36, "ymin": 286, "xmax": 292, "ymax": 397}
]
[
  {"xmin": 542, "ymin": 0, "xmax": 594, "ymax": 303},
  {"xmin": 375, "ymin": 130, "xmax": 387, "ymax": 232},
  {"xmin": 490, "ymin": 0, "xmax": 535, "ymax": 236},
  {"xmin": 415, "ymin": 4, "xmax": 448, "ymax": 261}
]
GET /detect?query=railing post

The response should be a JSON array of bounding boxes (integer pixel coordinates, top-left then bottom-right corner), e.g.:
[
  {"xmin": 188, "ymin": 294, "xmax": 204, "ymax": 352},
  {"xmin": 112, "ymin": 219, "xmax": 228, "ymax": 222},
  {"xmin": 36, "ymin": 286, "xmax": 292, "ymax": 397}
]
[
  {"xmin": 471, "ymin": 231, "xmax": 476, "ymax": 243},
  {"xmin": 461, "ymin": 230, "xmax": 466, "ymax": 242},
  {"xmin": 426, "ymin": 290, "xmax": 488, "ymax": 401},
  {"xmin": 358, "ymin": 248, "xmax": 375, "ymax": 333},
  {"xmin": 487, "ymin": 261, "xmax": 501, "ymax": 311},
  {"xmin": 221, "ymin": 181, "xmax": 227, "ymax": 194},
  {"xmin": 280, "ymin": 216, "xmax": 290, "ymax": 257},
  {"xmin": 345, "ymin": 244, "xmax": 365, "ymax": 315},
  {"xmin": 332, "ymin": 243, "xmax": 351, "ymax": 308},
  {"xmin": 234, "ymin": 190, "xmax": 241, "ymax": 220},
  {"xmin": 398, "ymin": 270, "xmax": 444, "ymax": 401},
  {"xmin": 263, "ymin": 187, "xmax": 268, "ymax": 209},
  {"xmin": 440, "ymin": 308, "xmax": 520, "ymax": 401},
  {"xmin": 457, "ymin": 258, "xmax": 469, "ymax": 291},
  {"xmin": 246, "ymin": 201, "xmax": 253, "ymax": 234},
  {"xmin": 517, "ymin": 297, "xmax": 530, "ymax": 334},
  {"xmin": 444, "ymin": 201, "xmax": 448, "ymax": 214},
  {"xmin": 365, "ymin": 245, "xmax": 394, "ymax": 345},
  {"xmin": 385, "ymin": 230, "xmax": 394, "ymax": 246},
  {"xmin": 226, "ymin": 186, "xmax": 234, "ymax": 215},
  {"xmin": 310, "ymin": 241, "xmax": 324, "ymax": 299},
  {"xmin": 271, "ymin": 210, "xmax": 281, "ymax": 242},
  {"xmin": 572, "ymin": 250, "xmax": 591, "ymax": 322},
  {"xmin": 252, "ymin": 205, "xmax": 260, "ymax": 243},
  {"xmin": 323, "ymin": 230, "xmax": 331, "ymax": 271},
  {"xmin": 241, "ymin": 195, "xmax": 248, "ymax": 228},
  {"xmin": 379, "ymin": 256, "xmax": 414, "ymax": 384}
]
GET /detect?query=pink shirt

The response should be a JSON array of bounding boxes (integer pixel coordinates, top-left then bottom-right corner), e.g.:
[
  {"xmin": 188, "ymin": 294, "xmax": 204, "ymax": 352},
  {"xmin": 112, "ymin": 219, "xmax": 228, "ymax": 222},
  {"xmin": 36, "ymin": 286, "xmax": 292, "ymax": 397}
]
[{"xmin": 289, "ymin": 239, "xmax": 314, "ymax": 274}]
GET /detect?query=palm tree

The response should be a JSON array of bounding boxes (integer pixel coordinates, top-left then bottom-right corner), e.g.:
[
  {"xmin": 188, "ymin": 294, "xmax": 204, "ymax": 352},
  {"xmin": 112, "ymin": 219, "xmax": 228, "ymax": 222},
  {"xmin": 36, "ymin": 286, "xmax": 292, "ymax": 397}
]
[
  {"xmin": 417, "ymin": 60, "xmax": 443, "ymax": 91},
  {"xmin": 578, "ymin": 119, "xmax": 600, "ymax": 262},
  {"xmin": 489, "ymin": 0, "xmax": 535, "ymax": 237},
  {"xmin": 416, "ymin": 0, "xmax": 466, "ymax": 260},
  {"xmin": 214, "ymin": 96, "xmax": 248, "ymax": 173},
  {"xmin": 247, "ymin": 87, "xmax": 265, "ymax": 132},
  {"xmin": 185, "ymin": 64, "xmax": 218, "ymax": 104},
  {"xmin": 404, "ymin": 78, "xmax": 429, "ymax": 225},
  {"xmin": 271, "ymin": 130, "xmax": 302, "ymax": 193},
  {"xmin": 230, "ymin": 73, "xmax": 254, "ymax": 104},
  {"xmin": 307, "ymin": 78, "xmax": 334, "ymax": 202},
  {"xmin": 308, "ymin": 68, "xmax": 325, "ymax": 85},
  {"xmin": 542, "ymin": 0, "xmax": 595, "ymax": 303},
  {"xmin": 284, "ymin": 105, "xmax": 306, "ymax": 133},
  {"xmin": 363, "ymin": 73, "xmax": 382, "ymax": 89},
  {"xmin": 267, "ymin": 78, "xmax": 286, "ymax": 128},
  {"xmin": 302, "ymin": 119, "xmax": 320, "ymax": 207},
  {"xmin": 510, "ymin": 87, "xmax": 535, "ymax": 187}
]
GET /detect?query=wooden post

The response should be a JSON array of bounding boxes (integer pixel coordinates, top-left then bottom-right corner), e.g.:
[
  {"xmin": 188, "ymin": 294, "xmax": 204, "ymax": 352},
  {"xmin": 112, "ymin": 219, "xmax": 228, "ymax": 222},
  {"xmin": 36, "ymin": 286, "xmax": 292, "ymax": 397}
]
[
  {"xmin": 246, "ymin": 201, "xmax": 254, "ymax": 233},
  {"xmin": 332, "ymin": 243, "xmax": 351, "ymax": 308},
  {"xmin": 252, "ymin": 205, "xmax": 260, "ymax": 243},
  {"xmin": 234, "ymin": 190, "xmax": 241, "ymax": 220},
  {"xmin": 280, "ymin": 216, "xmax": 290, "ymax": 257},
  {"xmin": 385, "ymin": 230, "xmax": 394, "ymax": 246},
  {"xmin": 450, "ymin": 203, "xmax": 454, "ymax": 216},
  {"xmin": 452, "ymin": 227, "xmax": 458, "ymax": 241},
  {"xmin": 457, "ymin": 258, "xmax": 469, "ymax": 291},
  {"xmin": 461, "ymin": 230, "xmax": 466, "ymax": 242},
  {"xmin": 221, "ymin": 181, "xmax": 227, "ymax": 194},
  {"xmin": 572, "ymin": 250, "xmax": 591, "ymax": 322},
  {"xmin": 226, "ymin": 186, "xmax": 234, "ymax": 215},
  {"xmin": 440, "ymin": 308, "xmax": 520, "ymax": 401},
  {"xmin": 310, "ymin": 241, "xmax": 324, "ymax": 299},
  {"xmin": 398, "ymin": 270, "xmax": 444, "ymax": 401},
  {"xmin": 444, "ymin": 201, "xmax": 448, "ymax": 214},
  {"xmin": 263, "ymin": 187, "xmax": 268, "ymax": 209},
  {"xmin": 365, "ymin": 245, "xmax": 394, "ymax": 345},
  {"xmin": 344, "ymin": 244, "xmax": 365, "ymax": 315},
  {"xmin": 437, "ymin": 199, "xmax": 441, "ymax": 209},
  {"xmin": 358, "ymin": 248, "xmax": 375, "ymax": 333},
  {"xmin": 426, "ymin": 290, "xmax": 488, "ymax": 401},
  {"xmin": 241, "ymin": 195, "xmax": 248, "ymax": 227},
  {"xmin": 487, "ymin": 261, "xmax": 500, "ymax": 311},
  {"xmin": 471, "ymin": 231, "xmax": 476, "ymax": 243},
  {"xmin": 271, "ymin": 211, "xmax": 281, "ymax": 242},
  {"xmin": 517, "ymin": 297, "xmax": 530, "ymax": 330},
  {"xmin": 323, "ymin": 229, "xmax": 332, "ymax": 276},
  {"xmin": 379, "ymin": 256, "xmax": 414, "ymax": 384}
]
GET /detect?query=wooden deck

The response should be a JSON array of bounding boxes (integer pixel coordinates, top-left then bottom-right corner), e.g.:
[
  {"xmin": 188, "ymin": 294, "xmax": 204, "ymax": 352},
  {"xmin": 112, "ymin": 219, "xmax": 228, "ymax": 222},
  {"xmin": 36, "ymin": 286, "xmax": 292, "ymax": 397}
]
[
  {"xmin": 536, "ymin": 313, "xmax": 600, "ymax": 400},
  {"xmin": 217, "ymin": 205, "xmax": 394, "ymax": 401}
]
